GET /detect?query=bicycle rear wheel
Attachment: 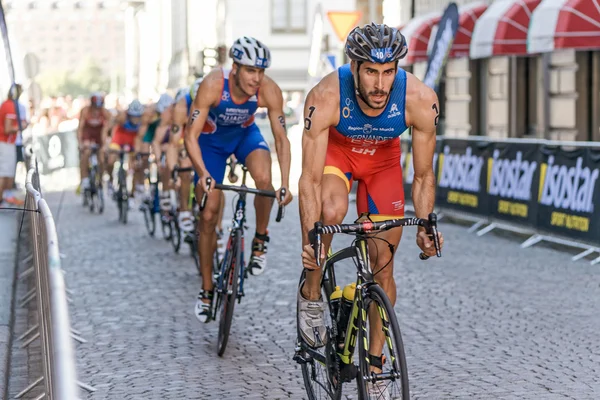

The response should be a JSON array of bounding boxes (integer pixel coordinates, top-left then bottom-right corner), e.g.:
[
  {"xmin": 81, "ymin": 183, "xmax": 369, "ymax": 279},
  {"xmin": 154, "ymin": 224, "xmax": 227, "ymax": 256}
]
[
  {"xmin": 217, "ymin": 229, "xmax": 241, "ymax": 357},
  {"xmin": 118, "ymin": 168, "xmax": 128, "ymax": 224},
  {"xmin": 356, "ymin": 284, "xmax": 409, "ymax": 400},
  {"xmin": 171, "ymin": 217, "xmax": 181, "ymax": 252}
]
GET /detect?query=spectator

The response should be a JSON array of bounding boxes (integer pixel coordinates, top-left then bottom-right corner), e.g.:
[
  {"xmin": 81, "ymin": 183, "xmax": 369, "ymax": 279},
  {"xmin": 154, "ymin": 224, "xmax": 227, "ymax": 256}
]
[{"xmin": 0, "ymin": 83, "xmax": 28, "ymax": 206}]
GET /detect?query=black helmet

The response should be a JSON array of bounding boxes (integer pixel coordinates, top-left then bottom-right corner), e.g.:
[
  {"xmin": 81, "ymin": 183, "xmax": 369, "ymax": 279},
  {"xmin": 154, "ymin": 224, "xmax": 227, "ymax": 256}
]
[{"xmin": 345, "ymin": 23, "xmax": 408, "ymax": 63}]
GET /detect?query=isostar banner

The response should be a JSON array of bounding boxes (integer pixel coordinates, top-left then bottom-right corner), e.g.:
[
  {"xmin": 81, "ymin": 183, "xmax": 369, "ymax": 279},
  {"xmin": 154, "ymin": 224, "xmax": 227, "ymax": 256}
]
[
  {"xmin": 435, "ymin": 138, "xmax": 491, "ymax": 215},
  {"xmin": 486, "ymin": 141, "xmax": 541, "ymax": 227},
  {"xmin": 422, "ymin": 2, "xmax": 459, "ymax": 93},
  {"xmin": 536, "ymin": 145, "xmax": 600, "ymax": 244}
]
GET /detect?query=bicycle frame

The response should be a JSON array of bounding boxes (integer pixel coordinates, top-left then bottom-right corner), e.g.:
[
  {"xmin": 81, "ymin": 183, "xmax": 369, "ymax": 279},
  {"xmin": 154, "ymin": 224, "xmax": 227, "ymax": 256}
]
[
  {"xmin": 301, "ymin": 237, "xmax": 373, "ymax": 369},
  {"xmin": 216, "ymin": 168, "xmax": 249, "ymax": 298}
]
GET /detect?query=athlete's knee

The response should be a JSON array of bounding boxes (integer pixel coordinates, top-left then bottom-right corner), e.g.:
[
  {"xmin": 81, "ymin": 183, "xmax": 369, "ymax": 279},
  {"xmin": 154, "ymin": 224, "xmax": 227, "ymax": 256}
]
[
  {"xmin": 252, "ymin": 171, "xmax": 272, "ymax": 190},
  {"xmin": 322, "ymin": 198, "xmax": 346, "ymax": 224}
]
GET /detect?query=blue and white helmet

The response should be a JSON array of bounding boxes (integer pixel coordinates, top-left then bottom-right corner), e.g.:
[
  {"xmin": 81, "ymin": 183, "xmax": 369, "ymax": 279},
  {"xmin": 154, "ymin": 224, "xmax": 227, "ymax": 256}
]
[
  {"xmin": 156, "ymin": 93, "xmax": 174, "ymax": 113},
  {"xmin": 174, "ymin": 87, "xmax": 188, "ymax": 103},
  {"xmin": 229, "ymin": 36, "xmax": 271, "ymax": 69},
  {"xmin": 127, "ymin": 99, "xmax": 144, "ymax": 117}
]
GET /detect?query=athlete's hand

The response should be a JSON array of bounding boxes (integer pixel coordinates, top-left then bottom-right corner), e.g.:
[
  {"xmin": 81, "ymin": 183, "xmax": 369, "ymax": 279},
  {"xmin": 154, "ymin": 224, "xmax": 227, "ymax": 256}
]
[
  {"xmin": 301, "ymin": 244, "xmax": 325, "ymax": 271},
  {"xmin": 276, "ymin": 187, "xmax": 293, "ymax": 206},
  {"xmin": 199, "ymin": 174, "xmax": 216, "ymax": 194},
  {"xmin": 173, "ymin": 100, "xmax": 188, "ymax": 126},
  {"xmin": 416, "ymin": 230, "xmax": 444, "ymax": 258}
]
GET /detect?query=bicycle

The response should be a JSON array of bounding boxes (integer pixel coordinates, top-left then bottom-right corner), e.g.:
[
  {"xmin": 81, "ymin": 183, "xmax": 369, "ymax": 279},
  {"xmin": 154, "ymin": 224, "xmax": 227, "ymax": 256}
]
[
  {"xmin": 108, "ymin": 146, "xmax": 132, "ymax": 224},
  {"xmin": 82, "ymin": 143, "xmax": 104, "ymax": 214},
  {"xmin": 294, "ymin": 213, "xmax": 441, "ymax": 400},
  {"xmin": 200, "ymin": 165, "xmax": 286, "ymax": 356},
  {"xmin": 138, "ymin": 151, "xmax": 159, "ymax": 236}
]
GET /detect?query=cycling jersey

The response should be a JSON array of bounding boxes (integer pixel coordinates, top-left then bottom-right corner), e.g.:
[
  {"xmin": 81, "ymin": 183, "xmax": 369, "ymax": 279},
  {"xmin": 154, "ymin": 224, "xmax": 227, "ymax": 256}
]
[
  {"xmin": 111, "ymin": 123, "xmax": 138, "ymax": 152},
  {"xmin": 142, "ymin": 118, "xmax": 161, "ymax": 143},
  {"xmin": 194, "ymin": 68, "xmax": 269, "ymax": 184},
  {"xmin": 325, "ymin": 64, "xmax": 408, "ymax": 221},
  {"xmin": 81, "ymin": 108, "xmax": 106, "ymax": 144}
]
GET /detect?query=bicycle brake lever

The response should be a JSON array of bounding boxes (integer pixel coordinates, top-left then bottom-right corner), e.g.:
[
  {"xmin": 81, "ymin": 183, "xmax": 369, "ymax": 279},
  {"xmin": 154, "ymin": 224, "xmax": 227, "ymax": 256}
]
[
  {"xmin": 276, "ymin": 188, "xmax": 286, "ymax": 222},
  {"xmin": 200, "ymin": 177, "xmax": 211, "ymax": 211}
]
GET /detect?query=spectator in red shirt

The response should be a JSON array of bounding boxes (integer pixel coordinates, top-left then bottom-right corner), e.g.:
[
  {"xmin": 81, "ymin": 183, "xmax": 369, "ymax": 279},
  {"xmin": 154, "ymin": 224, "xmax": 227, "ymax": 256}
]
[{"xmin": 0, "ymin": 84, "xmax": 28, "ymax": 206}]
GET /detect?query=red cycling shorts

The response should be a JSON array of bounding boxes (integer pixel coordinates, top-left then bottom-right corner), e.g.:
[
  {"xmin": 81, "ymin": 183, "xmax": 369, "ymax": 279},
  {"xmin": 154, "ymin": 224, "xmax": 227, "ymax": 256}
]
[
  {"xmin": 325, "ymin": 128, "xmax": 405, "ymax": 221},
  {"xmin": 110, "ymin": 125, "xmax": 137, "ymax": 152}
]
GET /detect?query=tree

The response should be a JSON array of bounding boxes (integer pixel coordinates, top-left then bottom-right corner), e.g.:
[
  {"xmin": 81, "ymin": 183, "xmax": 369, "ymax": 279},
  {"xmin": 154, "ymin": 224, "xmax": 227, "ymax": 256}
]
[{"xmin": 37, "ymin": 57, "xmax": 110, "ymax": 97}]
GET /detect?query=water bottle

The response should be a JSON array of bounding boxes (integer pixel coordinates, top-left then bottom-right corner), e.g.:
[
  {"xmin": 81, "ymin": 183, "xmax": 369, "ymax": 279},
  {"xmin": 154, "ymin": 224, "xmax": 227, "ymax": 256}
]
[
  {"xmin": 329, "ymin": 286, "xmax": 342, "ymax": 321},
  {"xmin": 337, "ymin": 282, "xmax": 356, "ymax": 348}
]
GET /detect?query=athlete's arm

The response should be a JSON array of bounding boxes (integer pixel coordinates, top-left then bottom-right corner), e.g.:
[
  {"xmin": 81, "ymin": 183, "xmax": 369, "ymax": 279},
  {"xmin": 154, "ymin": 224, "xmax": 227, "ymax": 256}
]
[
  {"xmin": 100, "ymin": 109, "xmax": 112, "ymax": 145},
  {"xmin": 76, "ymin": 107, "xmax": 87, "ymax": 143},
  {"xmin": 259, "ymin": 77, "xmax": 292, "ymax": 204},
  {"xmin": 298, "ymin": 74, "xmax": 339, "ymax": 248},
  {"xmin": 184, "ymin": 70, "xmax": 221, "ymax": 189},
  {"xmin": 405, "ymin": 74, "xmax": 443, "ymax": 255}
]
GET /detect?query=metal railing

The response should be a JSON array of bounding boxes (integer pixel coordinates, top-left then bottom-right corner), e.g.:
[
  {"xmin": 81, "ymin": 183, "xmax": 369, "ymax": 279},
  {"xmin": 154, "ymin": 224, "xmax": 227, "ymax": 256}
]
[{"xmin": 13, "ymin": 156, "xmax": 95, "ymax": 400}]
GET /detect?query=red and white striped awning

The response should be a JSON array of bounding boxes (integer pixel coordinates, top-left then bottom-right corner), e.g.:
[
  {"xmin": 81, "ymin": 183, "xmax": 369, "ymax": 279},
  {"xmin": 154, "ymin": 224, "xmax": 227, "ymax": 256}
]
[
  {"xmin": 449, "ymin": 2, "xmax": 489, "ymax": 58},
  {"xmin": 470, "ymin": 0, "xmax": 542, "ymax": 59},
  {"xmin": 399, "ymin": 12, "xmax": 441, "ymax": 66},
  {"xmin": 528, "ymin": 0, "xmax": 600, "ymax": 53}
]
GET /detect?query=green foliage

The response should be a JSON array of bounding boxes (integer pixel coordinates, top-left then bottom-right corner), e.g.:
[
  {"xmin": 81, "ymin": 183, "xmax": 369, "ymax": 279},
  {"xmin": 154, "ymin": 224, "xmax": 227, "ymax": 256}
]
[{"xmin": 37, "ymin": 57, "xmax": 111, "ymax": 97}]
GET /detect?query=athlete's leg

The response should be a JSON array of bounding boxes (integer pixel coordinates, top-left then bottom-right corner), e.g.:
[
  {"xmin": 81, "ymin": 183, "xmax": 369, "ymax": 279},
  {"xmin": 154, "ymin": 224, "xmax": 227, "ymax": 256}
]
[
  {"xmin": 356, "ymin": 163, "xmax": 406, "ymax": 373},
  {"xmin": 302, "ymin": 171, "xmax": 350, "ymax": 301},
  {"xmin": 80, "ymin": 139, "xmax": 91, "ymax": 182},
  {"xmin": 193, "ymin": 142, "xmax": 228, "ymax": 322}
]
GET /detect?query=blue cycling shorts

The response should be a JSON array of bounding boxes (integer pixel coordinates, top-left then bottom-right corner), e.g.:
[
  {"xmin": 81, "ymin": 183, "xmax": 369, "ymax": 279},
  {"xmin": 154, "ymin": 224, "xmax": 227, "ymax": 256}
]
[{"xmin": 193, "ymin": 123, "xmax": 270, "ymax": 184}]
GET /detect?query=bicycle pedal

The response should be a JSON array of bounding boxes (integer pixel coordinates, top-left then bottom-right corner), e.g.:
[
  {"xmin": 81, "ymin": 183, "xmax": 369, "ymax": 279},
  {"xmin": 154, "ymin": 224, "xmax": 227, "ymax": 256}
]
[{"xmin": 293, "ymin": 350, "xmax": 309, "ymax": 365}]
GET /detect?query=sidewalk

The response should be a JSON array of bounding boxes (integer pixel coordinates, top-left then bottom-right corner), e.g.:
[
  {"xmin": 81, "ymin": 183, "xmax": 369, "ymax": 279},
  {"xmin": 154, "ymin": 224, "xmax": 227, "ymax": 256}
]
[{"xmin": 0, "ymin": 210, "xmax": 19, "ymax": 399}]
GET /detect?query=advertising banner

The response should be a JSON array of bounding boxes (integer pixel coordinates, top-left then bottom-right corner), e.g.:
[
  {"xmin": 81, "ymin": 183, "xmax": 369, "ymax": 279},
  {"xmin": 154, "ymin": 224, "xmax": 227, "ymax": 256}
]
[
  {"xmin": 33, "ymin": 130, "xmax": 80, "ymax": 175},
  {"xmin": 486, "ymin": 141, "xmax": 541, "ymax": 227},
  {"xmin": 423, "ymin": 2, "xmax": 459, "ymax": 93},
  {"xmin": 536, "ymin": 145, "xmax": 600, "ymax": 244},
  {"xmin": 436, "ymin": 138, "xmax": 491, "ymax": 215}
]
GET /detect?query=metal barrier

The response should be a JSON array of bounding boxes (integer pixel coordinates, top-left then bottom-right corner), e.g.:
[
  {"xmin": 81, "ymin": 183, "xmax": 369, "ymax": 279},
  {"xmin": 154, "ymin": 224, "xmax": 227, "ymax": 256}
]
[{"xmin": 14, "ymin": 157, "xmax": 95, "ymax": 400}]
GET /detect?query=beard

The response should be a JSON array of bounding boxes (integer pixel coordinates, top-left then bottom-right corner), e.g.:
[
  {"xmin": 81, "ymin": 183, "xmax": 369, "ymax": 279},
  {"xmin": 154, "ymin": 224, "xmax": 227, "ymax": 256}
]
[{"xmin": 357, "ymin": 82, "xmax": 389, "ymax": 110}]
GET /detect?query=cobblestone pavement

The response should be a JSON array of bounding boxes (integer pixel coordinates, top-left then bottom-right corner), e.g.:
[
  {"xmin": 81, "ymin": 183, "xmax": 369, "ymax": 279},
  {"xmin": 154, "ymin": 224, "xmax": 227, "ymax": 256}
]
[{"xmin": 7, "ymin": 180, "xmax": 600, "ymax": 400}]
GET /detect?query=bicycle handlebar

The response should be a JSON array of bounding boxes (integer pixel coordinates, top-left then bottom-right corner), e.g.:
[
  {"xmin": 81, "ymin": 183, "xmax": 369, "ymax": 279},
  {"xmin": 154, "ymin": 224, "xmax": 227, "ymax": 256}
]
[
  {"xmin": 308, "ymin": 213, "xmax": 442, "ymax": 267},
  {"xmin": 199, "ymin": 177, "xmax": 286, "ymax": 222},
  {"xmin": 171, "ymin": 165, "xmax": 194, "ymax": 181}
]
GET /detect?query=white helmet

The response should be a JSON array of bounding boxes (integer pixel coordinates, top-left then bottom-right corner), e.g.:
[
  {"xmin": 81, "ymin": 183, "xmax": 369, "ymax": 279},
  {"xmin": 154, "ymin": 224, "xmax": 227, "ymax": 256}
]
[
  {"xmin": 174, "ymin": 87, "xmax": 188, "ymax": 103},
  {"xmin": 229, "ymin": 36, "xmax": 271, "ymax": 69},
  {"xmin": 189, "ymin": 77, "xmax": 203, "ymax": 101},
  {"xmin": 127, "ymin": 99, "xmax": 144, "ymax": 117},
  {"xmin": 156, "ymin": 93, "xmax": 174, "ymax": 113}
]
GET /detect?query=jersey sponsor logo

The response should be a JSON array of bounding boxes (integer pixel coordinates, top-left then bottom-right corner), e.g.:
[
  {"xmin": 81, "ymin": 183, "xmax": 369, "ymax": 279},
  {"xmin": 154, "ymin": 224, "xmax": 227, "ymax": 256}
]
[
  {"xmin": 488, "ymin": 150, "xmax": 537, "ymax": 201},
  {"xmin": 351, "ymin": 147, "xmax": 376, "ymax": 155},
  {"xmin": 392, "ymin": 200, "xmax": 404, "ymax": 211},
  {"xmin": 342, "ymin": 98, "xmax": 354, "ymax": 119},
  {"xmin": 539, "ymin": 155, "xmax": 599, "ymax": 213},
  {"xmin": 248, "ymin": 95, "xmax": 258, "ymax": 102},
  {"xmin": 221, "ymin": 91, "xmax": 230, "ymax": 101},
  {"xmin": 218, "ymin": 107, "xmax": 253, "ymax": 126},
  {"xmin": 387, "ymin": 103, "xmax": 402, "ymax": 119},
  {"xmin": 438, "ymin": 145, "xmax": 484, "ymax": 193}
]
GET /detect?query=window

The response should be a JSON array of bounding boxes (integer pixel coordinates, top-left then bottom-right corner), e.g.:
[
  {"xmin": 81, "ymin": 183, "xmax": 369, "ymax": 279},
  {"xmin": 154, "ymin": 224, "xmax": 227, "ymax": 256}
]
[{"xmin": 272, "ymin": 0, "xmax": 306, "ymax": 34}]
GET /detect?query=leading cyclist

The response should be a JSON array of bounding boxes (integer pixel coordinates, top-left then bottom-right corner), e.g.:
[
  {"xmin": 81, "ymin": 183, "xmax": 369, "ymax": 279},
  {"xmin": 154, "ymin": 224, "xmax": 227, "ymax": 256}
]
[{"xmin": 297, "ymin": 23, "xmax": 444, "ymax": 394}]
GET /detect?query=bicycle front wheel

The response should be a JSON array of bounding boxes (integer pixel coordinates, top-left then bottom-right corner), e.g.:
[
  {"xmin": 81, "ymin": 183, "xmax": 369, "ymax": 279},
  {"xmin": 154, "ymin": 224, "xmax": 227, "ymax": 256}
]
[
  {"xmin": 356, "ymin": 284, "xmax": 409, "ymax": 400},
  {"xmin": 217, "ymin": 229, "xmax": 241, "ymax": 357}
]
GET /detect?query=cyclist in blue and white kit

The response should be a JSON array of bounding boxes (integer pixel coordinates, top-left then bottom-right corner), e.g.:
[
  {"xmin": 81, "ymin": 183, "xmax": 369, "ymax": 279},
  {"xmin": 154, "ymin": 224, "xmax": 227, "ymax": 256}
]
[{"xmin": 185, "ymin": 36, "xmax": 293, "ymax": 323}]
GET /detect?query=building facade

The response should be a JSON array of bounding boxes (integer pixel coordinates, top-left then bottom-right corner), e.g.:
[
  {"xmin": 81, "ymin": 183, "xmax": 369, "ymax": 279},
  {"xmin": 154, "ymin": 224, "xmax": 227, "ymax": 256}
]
[
  {"xmin": 395, "ymin": 0, "xmax": 600, "ymax": 142},
  {"xmin": 5, "ymin": 0, "xmax": 126, "ymax": 83}
]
